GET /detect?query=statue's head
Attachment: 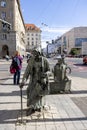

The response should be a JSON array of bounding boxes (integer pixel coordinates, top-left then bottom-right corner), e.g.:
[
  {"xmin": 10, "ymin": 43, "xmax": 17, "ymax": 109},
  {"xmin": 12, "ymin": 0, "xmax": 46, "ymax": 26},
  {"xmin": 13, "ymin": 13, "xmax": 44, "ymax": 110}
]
[
  {"xmin": 56, "ymin": 55, "xmax": 63, "ymax": 64},
  {"xmin": 58, "ymin": 58, "xmax": 62, "ymax": 64},
  {"xmin": 31, "ymin": 48, "xmax": 40, "ymax": 59}
]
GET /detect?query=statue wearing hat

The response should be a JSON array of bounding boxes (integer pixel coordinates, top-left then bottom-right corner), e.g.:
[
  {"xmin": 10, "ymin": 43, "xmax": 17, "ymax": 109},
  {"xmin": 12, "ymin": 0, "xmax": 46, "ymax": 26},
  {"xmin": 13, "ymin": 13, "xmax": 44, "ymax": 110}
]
[
  {"xmin": 50, "ymin": 55, "xmax": 71, "ymax": 93},
  {"xmin": 20, "ymin": 49, "xmax": 50, "ymax": 115},
  {"xmin": 54, "ymin": 56, "xmax": 69, "ymax": 82}
]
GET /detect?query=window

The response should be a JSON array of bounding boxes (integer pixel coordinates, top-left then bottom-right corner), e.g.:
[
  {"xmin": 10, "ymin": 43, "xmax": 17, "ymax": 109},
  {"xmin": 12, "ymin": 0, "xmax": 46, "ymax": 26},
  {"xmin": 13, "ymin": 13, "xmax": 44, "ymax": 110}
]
[
  {"xmin": 10, "ymin": 11, "xmax": 13, "ymax": 18},
  {"xmin": 1, "ymin": 1, "xmax": 6, "ymax": 7},
  {"xmin": 1, "ymin": 12, "xmax": 6, "ymax": 19},
  {"xmin": 63, "ymin": 36, "xmax": 66, "ymax": 46},
  {"xmin": 2, "ymin": 22, "xmax": 7, "ymax": 30},
  {"xmin": 32, "ymin": 42, "xmax": 34, "ymax": 46},
  {"xmin": 75, "ymin": 38, "xmax": 87, "ymax": 47},
  {"xmin": 2, "ymin": 33, "xmax": 7, "ymax": 40},
  {"xmin": 27, "ymin": 41, "xmax": 30, "ymax": 46}
]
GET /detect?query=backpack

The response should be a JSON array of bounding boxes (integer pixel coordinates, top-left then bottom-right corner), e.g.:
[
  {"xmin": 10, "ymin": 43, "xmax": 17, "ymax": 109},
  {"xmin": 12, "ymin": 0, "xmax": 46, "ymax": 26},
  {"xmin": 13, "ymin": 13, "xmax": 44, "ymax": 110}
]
[
  {"xmin": 10, "ymin": 65, "xmax": 16, "ymax": 74},
  {"xmin": 10, "ymin": 57, "xmax": 21, "ymax": 74},
  {"xmin": 12, "ymin": 57, "xmax": 20, "ymax": 69}
]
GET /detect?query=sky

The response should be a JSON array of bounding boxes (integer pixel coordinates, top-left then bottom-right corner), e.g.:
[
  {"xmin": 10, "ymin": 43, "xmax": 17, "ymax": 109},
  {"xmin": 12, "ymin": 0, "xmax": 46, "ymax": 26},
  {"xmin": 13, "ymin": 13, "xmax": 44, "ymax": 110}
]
[{"xmin": 20, "ymin": 0, "xmax": 87, "ymax": 48}]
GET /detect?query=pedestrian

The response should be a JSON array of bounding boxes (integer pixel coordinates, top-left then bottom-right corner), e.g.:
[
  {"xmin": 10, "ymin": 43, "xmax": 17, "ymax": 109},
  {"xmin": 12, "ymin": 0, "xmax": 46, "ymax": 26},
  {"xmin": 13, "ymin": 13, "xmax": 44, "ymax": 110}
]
[
  {"xmin": 20, "ymin": 49, "xmax": 50, "ymax": 115},
  {"xmin": 12, "ymin": 50, "xmax": 23, "ymax": 85}
]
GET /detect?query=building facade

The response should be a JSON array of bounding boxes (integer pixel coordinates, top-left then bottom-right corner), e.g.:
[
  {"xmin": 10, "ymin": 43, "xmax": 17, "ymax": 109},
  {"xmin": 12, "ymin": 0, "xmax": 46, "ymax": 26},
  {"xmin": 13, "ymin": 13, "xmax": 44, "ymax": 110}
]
[
  {"xmin": 0, "ymin": 0, "xmax": 26, "ymax": 57},
  {"xmin": 25, "ymin": 24, "xmax": 41, "ymax": 53},
  {"xmin": 44, "ymin": 27, "xmax": 87, "ymax": 56},
  {"xmin": 56, "ymin": 27, "xmax": 87, "ymax": 55}
]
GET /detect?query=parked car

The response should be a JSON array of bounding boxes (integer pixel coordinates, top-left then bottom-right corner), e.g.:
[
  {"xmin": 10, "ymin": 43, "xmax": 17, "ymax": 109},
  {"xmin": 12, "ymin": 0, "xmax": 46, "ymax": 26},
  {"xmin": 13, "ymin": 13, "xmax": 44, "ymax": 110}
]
[{"xmin": 83, "ymin": 56, "xmax": 87, "ymax": 64}]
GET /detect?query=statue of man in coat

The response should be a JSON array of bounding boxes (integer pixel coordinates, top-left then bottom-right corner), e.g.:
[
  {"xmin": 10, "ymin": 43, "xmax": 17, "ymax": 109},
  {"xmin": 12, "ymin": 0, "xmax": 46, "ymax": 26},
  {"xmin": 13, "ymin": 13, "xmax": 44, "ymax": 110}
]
[{"xmin": 20, "ymin": 49, "xmax": 50, "ymax": 115}]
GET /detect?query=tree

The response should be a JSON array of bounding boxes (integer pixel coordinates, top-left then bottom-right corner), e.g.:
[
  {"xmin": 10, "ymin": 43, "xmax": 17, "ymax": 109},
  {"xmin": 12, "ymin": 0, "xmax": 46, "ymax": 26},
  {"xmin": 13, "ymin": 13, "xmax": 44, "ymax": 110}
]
[{"xmin": 69, "ymin": 48, "xmax": 78, "ymax": 55}]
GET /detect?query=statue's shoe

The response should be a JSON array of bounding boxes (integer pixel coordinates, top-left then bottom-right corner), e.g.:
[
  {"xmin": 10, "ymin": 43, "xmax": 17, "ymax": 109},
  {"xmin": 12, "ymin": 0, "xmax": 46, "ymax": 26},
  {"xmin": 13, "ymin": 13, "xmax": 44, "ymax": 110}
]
[
  {"xmin": 35, "ymin": 108, "xmax": 41, "ymax": 112},
  {"xmin": 26, "ymin": 108, "xmax": 35, "ymax": 116}
]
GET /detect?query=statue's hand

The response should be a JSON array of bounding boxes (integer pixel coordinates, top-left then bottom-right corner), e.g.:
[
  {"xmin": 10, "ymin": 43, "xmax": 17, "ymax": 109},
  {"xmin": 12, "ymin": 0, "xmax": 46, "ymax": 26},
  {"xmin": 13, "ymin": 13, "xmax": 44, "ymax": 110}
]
[
  {"xmin": 19, "ymin": 82, "xmax": 25, "ymax": 88},
  {"xmin": 66, "ymin": 67, "xmax": 71, "ymax": 74}
]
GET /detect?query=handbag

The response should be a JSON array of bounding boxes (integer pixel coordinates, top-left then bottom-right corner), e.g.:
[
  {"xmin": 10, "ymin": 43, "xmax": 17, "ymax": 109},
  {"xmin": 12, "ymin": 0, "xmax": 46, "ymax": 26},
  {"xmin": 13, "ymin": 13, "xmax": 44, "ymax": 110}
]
[{"xmin": 10, "ymin": 65, "xmax": 16, "ymax": 74}]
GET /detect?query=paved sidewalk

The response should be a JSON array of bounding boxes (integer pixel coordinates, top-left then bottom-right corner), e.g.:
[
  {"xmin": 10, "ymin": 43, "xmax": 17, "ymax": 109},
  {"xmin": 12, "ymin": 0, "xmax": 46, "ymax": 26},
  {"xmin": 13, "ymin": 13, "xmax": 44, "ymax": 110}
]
[{"xmin": 0, "ymin": 71, "xmax": 87, "ymax": 130}]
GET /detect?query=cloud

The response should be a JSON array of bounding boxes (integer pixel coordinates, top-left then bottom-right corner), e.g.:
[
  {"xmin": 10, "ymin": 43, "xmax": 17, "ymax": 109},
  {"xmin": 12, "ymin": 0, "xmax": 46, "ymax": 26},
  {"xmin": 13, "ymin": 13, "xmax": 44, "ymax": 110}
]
[
  {"xmin": 42, "ymin": 26, "xmax": 71, "ymax": 34},
  {"xmin": 41, "ymin": 26, "xmax": 72, "ymax": 48}
]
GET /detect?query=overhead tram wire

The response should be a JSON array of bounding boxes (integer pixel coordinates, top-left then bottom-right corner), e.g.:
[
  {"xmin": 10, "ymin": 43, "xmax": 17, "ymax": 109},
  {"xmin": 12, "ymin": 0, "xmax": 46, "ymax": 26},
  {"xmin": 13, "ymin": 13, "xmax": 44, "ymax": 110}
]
[
  {"xmin": 70, "ymin": 0, "xmax": 80, "ymax": 26},
  {"xmin": 41, "ymin": 0, "xmax": 80, "ymax": 46},
  {"xmin": 35, "ymin": 0, "xmax": 53, "ymax": 24},
  {"xmin": 38, "ymin": 0, "xmax": 80, "ymax": 44}
]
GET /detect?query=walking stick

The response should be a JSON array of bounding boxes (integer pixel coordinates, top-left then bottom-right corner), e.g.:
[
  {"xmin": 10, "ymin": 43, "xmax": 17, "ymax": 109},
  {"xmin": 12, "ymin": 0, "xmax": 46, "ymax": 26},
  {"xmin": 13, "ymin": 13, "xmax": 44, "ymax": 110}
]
[
  {"xmin": 20, "ymin": 87, "xmax": 23, "ymax": 123},
  {"xmin": 16, "ymin": 85, "xmax": 26, "ymax": 125}
]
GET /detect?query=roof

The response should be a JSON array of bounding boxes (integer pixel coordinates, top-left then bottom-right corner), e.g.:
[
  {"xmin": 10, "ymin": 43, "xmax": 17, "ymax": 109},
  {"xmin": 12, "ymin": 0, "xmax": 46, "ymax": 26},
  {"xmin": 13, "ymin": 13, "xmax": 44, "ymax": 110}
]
[{"xmin": 25, "ymin": 24, "xmax": 41, "ymax": 32}]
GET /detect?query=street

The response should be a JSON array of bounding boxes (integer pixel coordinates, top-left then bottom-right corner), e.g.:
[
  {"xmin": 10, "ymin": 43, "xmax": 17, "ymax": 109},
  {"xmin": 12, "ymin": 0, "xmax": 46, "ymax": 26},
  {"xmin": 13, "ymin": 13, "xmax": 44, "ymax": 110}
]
[
  {"xmin": 0, "ymin": 57, "xmax": 87, "ymax": 85},
  {"xmin": 65, "ymin": 57, "xmax": 87, "ymax": 78},
  {"xmin": 49, "ymin": 57, "xmax": 87, "ymax": 78},
  {"xmin": 0, "ymin": 60, "xmax": 11, "ymax": 84},
  {"xmin": 0, "ymin": 59, "xmax": 26, "ymax": 84}
]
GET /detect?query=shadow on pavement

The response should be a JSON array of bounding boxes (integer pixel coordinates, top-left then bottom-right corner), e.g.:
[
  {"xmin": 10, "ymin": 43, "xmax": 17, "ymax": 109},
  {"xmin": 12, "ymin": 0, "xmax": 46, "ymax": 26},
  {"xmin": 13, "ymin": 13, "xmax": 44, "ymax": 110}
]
[
  {"xmin": 26, "ymin": 116, "xmax": 87, "ymax": 123},
  {"xmin": 0, "ymin": 77, "xmax": 23, "ymax": 80},
  {"xmin": 0, "ymin": 78, "xmax": 12, "ymax": 80},
  {"xmin": 74, "ymin": 63, "xmax": 87, "ymax": 67},
  {"xmin": 0, "ymin": 109, "xmax": 20, "ymax": 124},
  {"xmin": 0, "ymin": 90, "xmax": 26, "ymax": 96},
  {"xmin": 0, "ymin": 83, "xmax": 28, "ymax": 86},
  {"xmin": 71, "ymin": 90, "xmax": 87, "ymax": 94},
  {"xmin": 1, "ymin": 109, "xmax": 87, "ymax": 124},
  {"xmin": 0, "ymin": 83, "xmax": 17, "ymax": 85}
]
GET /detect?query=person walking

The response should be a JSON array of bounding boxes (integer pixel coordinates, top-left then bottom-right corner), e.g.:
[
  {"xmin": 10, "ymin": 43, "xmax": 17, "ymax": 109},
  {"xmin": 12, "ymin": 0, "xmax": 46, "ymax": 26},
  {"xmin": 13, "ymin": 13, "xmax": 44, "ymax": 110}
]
[
  {"xmin": 12, "ymin": 50, "xmax": 23, "ymax": 85},
  {"xmin": 20, "ymin": 49, "xmax": 50, "ymax": 115}
]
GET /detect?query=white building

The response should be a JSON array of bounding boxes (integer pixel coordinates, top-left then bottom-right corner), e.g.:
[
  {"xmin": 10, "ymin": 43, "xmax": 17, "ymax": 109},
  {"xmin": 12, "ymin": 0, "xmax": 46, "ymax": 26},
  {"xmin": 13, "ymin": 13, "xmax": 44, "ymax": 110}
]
[
  {"xmin": 25, "ymin": 24, "xmax": 42, "ymax": 53},
  {"xmin": 55, "ymin": 27, "xmax": 87, "ymax": 55}
]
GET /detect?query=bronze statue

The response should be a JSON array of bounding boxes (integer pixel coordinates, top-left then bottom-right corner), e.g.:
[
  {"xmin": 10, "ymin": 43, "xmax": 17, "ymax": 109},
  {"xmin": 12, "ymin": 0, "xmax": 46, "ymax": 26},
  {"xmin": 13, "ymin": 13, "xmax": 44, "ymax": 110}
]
[
  {"xmin": 20, "ymin": 49, "xmax": 50, "ymax": 115},
  {"xmin": 54, "ymin": 56, "xmax": 71, "ymax": 82},
  {"xmin": 50, "ymin": 55, "xmax": 71, "ymax": 93}
]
